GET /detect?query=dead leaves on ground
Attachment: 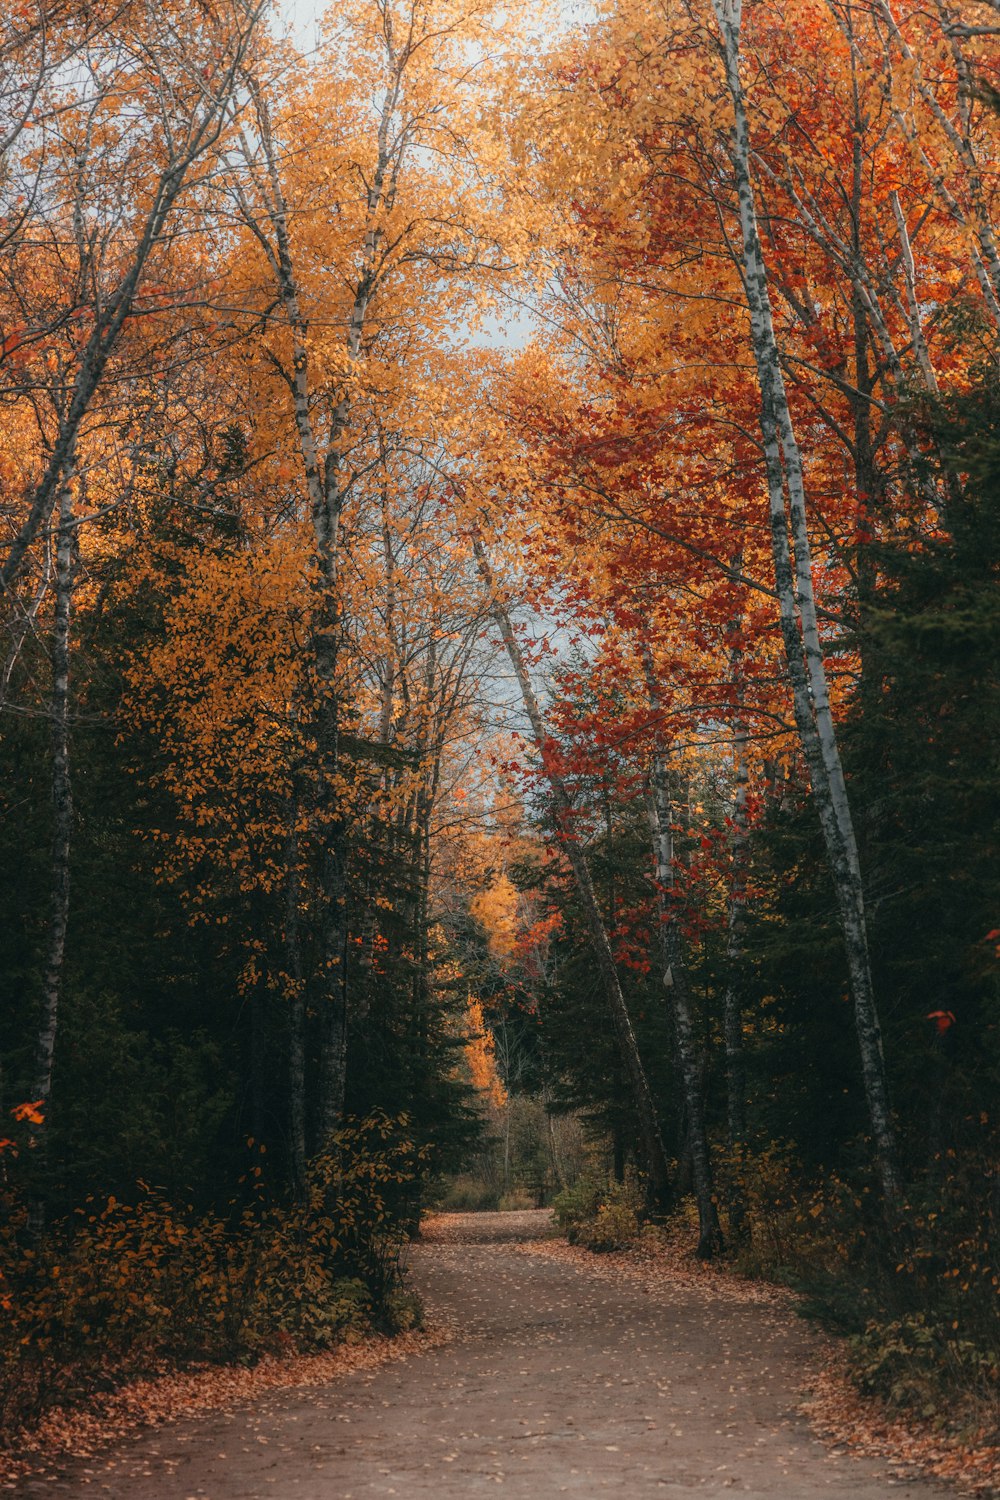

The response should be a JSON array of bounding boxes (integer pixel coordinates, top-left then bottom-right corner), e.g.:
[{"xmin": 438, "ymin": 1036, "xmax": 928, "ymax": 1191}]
[
  {"xmin": 803, "ymin": 1360, "xmax": 1000, "ymax": 1497},
  {"xmin": 0, "ymin": 1329, "xmax": 448, "ymax": 1489},
  {"xmin": 530, "ymin": 1225, "xmax": 1000, "ymax": 1496}
]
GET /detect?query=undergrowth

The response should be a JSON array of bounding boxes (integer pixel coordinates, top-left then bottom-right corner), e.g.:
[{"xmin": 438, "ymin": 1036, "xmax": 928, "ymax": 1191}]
[
  {"xmin": 552, "ymin": 1176, "xmax": 641, "ymax": 1252},
  {"xmin": 0, "ymin": 1111, "xmax": 423, "ymax": 1439},
  {"xmin": 725, "ymin": 1139, "xmax": 1000, "ymax": 1438}
]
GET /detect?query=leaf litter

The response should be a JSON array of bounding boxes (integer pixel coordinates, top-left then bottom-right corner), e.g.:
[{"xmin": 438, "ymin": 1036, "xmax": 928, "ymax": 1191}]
[
  {"xmin": 522, "ymin": 1219, "xmax": 1000, "ymax": 1496},
  {"xmin": 0, "ymin": 1328, "xmax": 448, "ymax": 1489}
]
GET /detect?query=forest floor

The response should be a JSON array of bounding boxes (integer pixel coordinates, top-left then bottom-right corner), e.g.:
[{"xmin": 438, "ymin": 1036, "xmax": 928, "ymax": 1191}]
[{"xmin": 6, "ymin": 1207, "xmax": 973, "ymax": 1498}]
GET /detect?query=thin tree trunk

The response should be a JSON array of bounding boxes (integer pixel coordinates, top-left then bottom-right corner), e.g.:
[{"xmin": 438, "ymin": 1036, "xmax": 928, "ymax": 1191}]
[
  {"xmin": 722, "ymin": 730, "xmax": 749, "ymax": 1150},
  {"xmin": 503, "ymin": 1104, "xmax": 512, "ymax": 1194},
  {"xmin": 284, "ymin": 815, "xmax": 307, "ymax": 1197},
  {"xmin": 712, "ymin": 0, "xmax": 900, "ymax": 1208},
  {"xmin": 250, "ymin": 987, "xmax": 265, "ymax": 1142},
  {"xmin": 473, "ymin": 537, "xmax": 673, "ymax": 1213},
  {"xmin": 29, "ymin": 484, "xmax": 76, "ymax": 1235},
  {"xmin": 640, "ymin": 645, "xmax": 724, "ymax": 1257},
  {"xmin": 546, "ymin": 1100, "xmax": 566, "ymax": 1192},
  {"xmin": 719, "ymin": 576, "xmax": 750, "ymax": 1234},
  {"xmin": 2, "ymin": 11, "xmax": 264, "ymax": 593},
  {"xmin": 722, "ymin": 709, "xmax": 749, "ymax": 1238},
  {"xmin": 868, "ymin": 0, "xmax": 1000, "ymax": 330},
  {"xmin": 313, "ymin": 606, "xmax": 349, "ymax": 1140},
  {"xmin": 245, "ymin": 78, "xmax": 395, "ymax": 1138}
]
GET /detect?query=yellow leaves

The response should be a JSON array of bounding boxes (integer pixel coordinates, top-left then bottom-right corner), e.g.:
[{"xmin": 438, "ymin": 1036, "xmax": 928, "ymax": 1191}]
[
  {"xmin": 464, "ymin": 996, "xmax": 508, "ymax": 1109},
  {"xmin": 470, "ymin": 873, "xmax": 520, "ymax": 959},
  {"xmin": 0, "ymin": 1117, "xmax": 417, "ymax": 1430}
]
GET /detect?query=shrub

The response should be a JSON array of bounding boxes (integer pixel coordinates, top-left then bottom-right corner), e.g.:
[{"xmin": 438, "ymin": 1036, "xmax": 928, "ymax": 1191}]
[
  {"xmin": 725, "ymin": 1136, "xmax": 1000, "ymax": 1436},
  {"xmin": 0, "ymin": 1111, "xmax": 422, "ymax": 1437},
  {"xmin": 552, "ymin": 1177, "xmax": 604, "ymax": 1241},
  {"xmin": 581, "ymin": 1194, "xmax": 640, "ymax": 1253},
  {"xmin": 497, "ymin": 1189, "xmax": 536, "ymax": 1212},
  {"xmin": 849, "ymin": 1315, "xmax": 999, "ymax": 1427},
  {"xmin": 434, "ymin": 1175, "xmax": 500, "ymax": 1212},
  {"xmin": 553, "ymin": 1178, "xmax": 641, "ymax": 1251}
]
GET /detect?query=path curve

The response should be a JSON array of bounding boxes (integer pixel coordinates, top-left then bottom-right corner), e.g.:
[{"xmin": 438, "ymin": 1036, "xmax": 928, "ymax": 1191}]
[{"xmin": 15, "ymin": 1210, "xmax": 951, "ymax": 1497}]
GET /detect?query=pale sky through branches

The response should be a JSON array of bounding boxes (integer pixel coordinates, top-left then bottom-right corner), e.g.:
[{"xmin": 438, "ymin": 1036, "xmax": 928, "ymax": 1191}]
[
  {"xmin": 275, "ymin": 0, "xmax": 593, "ymax": 350},
  {"xmin": 281, "ymin": 0, "xmax": 595, "ymax": 45}
]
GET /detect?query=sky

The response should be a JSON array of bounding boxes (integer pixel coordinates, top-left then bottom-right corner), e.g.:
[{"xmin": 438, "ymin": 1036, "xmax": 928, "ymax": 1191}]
[{"xmin": 279, "ymin": 0, "xmax": 596, "ymax": 52}]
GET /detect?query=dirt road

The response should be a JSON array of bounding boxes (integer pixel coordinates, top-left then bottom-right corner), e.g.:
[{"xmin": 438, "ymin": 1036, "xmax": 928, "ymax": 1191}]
[{"xmin": 15, "ymin": 1210, "xmax": 950, "ymax": 1497}]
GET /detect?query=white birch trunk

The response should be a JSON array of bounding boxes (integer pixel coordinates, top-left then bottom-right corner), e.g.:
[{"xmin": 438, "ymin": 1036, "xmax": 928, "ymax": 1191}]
[
  {"xmin": 712, "ymin": 0, "xmax": 900, "ymax": 1207},
  {"xmin": 246, "ymin": 57, "xmax": 405, "ymax": 1135},
  {"xmin": 29, "ymin": 484, "xmax": 76, "ymax": 1234},
  {"xmin": 720, "ymin": 568, "xmax": 750, "ymax": 1179},
  {"xmin": 723, "ymin": 709, "xmax": 749, "ymax": 1152}
]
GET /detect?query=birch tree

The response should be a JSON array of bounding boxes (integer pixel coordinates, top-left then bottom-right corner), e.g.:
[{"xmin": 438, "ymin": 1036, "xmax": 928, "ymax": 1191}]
[
  {"xmin": 226, "ymin": 0, "xmax": 524, "ymax": 1131},
  {"xmin": 710, "ymin": 0, "xmax": 900, "ymax": 1206},
  {"xmin": 0, "ymin": 0, "xmax": 264, "ymax": 600}
]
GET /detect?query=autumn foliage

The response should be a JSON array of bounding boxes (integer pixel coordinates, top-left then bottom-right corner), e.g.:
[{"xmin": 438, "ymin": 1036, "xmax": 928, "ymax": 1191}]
[{"xmin": 0, "ymin": 0, "xmax": 998, "ymax": 1458}]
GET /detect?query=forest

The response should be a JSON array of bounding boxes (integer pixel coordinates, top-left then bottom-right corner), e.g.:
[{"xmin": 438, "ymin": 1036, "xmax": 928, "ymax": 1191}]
[{"xmin": 0, "ymin": 0, "xmax": 998, "ymax": 1471}]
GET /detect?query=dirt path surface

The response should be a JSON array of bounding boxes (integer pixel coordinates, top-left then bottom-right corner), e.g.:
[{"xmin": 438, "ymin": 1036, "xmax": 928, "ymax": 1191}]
[{"xmin": 14, "ymin": 1210, "xmax": 952, "ymax": 1498}]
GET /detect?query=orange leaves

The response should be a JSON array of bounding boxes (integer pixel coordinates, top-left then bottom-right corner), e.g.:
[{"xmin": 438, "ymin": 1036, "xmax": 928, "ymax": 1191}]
[
  {"xmin": 11, "ymin": 1100, "xmax": 44, "ymax": 1125},
  {"xmin": 1, "ymin": 1101, "xmax": 45, "ymax": 1160},
  {"xmin": 0, "ymin": 323, "xmax": 25, "ymax": 362}
]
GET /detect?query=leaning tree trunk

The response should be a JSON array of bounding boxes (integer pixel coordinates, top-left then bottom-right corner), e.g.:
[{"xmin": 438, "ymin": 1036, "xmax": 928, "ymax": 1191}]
[
  {"xmin": 473, "ymin": 538, "xmax": 673, "ymax": 1213},
  {"xmin": 29, "ymin": 484, "xmax": 76, "ymax": 1235},
  {"xmin": 711, "ymin": 0, "xmax": 900, "ymax": 1208},
  {"xmin": 640, "ymin": 644, "xmax": 724, "ymax": 1256}
]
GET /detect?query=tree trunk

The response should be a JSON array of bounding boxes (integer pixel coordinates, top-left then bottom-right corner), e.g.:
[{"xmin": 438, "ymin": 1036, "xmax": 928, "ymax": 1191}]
[
  {"xmin": 721, "ymin": 714, "xmax": 749, "ymax": 1238},
  {"xmin": 546, "ymin": 1101, "xmax": 566, "ymax": 1192},
  {"xmin": 640, "ymin": 645, "xmax": 724, "ymax": 1257},
  {"xmin": 503, "ymin": 1104, "xmax": 512, "ymax": 1194},
  {"xmin": 473, "ymin": 537, "xmax": 673, "ymax": 1213},
  {"xmin": 316, "ymin": 805, "xmax": 349, "ymax": 1141},
  {"xmin": 29, "ymin": 484, "xmax": 76, "ymax": 1235},
  {"xmin": 711, "ymin": 0, "xmax": 900, "ymax": 1209},
  {"xmin": 284, "ymin": 817, "xmax": 307, "ymax": 1197},
  {"xmin": 720, "ymin": 588, "xmax": 750, "ymax": 1236}
]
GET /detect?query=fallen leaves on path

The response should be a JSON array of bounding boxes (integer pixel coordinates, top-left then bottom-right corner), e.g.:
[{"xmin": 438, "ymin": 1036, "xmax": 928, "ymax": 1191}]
[
  {"xmin": 0, "ymin": 1328, "xmax": 449, "ymax": 1489},
  {"xmin": 803, "ymin": 1359, "xmax": 1000, "ymax": 1497},
  {"xmin": 420, "ymin": 1209, "xmax": 554, "ymax": 1245},
  {"xmin": 525, "ymin": 1225, "xmax": 1000, "ymax": 1497},
  {"xmin": 518, "ymin": 1227, "xmax": 792, "ymax": 1307}
]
